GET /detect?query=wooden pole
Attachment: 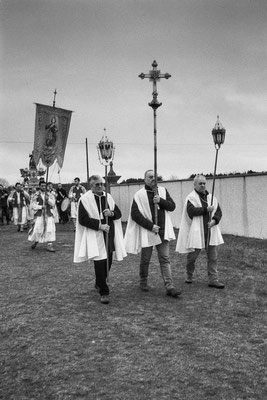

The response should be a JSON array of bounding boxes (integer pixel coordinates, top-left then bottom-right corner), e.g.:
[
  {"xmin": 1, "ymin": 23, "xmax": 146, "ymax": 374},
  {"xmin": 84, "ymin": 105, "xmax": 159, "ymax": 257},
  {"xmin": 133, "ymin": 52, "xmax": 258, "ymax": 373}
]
[
  {"xmin": 206, "ymin": 148, "xmax": 219, "ymax": 250},
  {"xmin": 104, "ymin": 164, "xmax": 109, "ymax": 281},
  {"xmin": 153, "ymin": 108, "xmax": 158, "ymax": 225},
  {"xmin": 85, "ymin": 138, "xmax": 90, "ymax": 189}
]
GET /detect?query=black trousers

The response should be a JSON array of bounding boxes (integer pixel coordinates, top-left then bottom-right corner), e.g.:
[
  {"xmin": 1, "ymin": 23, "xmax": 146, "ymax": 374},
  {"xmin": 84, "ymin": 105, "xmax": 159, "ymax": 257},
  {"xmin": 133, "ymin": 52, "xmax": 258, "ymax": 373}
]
[
  {"xmin": 0, "ymin": 206, "xmax": 10, "ymax": 224},
  {"xmin": 94, "ymin": 253, "xmax": 113, "ymax": 296}
]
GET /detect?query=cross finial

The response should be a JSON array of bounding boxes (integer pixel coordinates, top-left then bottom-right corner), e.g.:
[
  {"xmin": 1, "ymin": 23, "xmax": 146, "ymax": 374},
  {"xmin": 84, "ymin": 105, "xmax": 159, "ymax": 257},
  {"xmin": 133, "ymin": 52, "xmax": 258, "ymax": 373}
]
[
  {"xmin": 53, "ymin": 89, "xmax": 57, "ymax": 108},
  {"xmin": 139, "ymin": 60, "xmax": 171, "ymax": 110}
]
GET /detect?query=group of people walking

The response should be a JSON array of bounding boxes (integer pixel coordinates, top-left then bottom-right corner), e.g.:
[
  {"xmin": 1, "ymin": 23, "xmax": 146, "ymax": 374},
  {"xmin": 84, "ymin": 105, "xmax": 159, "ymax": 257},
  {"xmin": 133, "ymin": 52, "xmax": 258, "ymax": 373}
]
[
  {"xmin": 1, "ymin": 170, "xmax": 225, "ymax": 305},
  {"xmin": 74, "ymin": 170, "xmax": 225, "ymax": 305}
]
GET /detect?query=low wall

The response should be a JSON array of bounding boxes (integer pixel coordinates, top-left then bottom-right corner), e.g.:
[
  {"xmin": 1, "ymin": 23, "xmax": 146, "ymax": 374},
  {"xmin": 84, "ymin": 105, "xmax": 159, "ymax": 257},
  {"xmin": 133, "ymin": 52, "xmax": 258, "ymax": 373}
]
[{"xmin": 110, "ymin": 174, "xmax": 267, "ymax": 239}]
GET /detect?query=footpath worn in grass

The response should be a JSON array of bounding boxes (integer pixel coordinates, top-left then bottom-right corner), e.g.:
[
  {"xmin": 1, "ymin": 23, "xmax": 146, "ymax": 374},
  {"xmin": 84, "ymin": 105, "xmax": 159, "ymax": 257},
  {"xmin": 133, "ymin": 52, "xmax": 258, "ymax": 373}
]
[{"xmin": 1, "ymin": 223, "xmax": 266, "ymax": 400}]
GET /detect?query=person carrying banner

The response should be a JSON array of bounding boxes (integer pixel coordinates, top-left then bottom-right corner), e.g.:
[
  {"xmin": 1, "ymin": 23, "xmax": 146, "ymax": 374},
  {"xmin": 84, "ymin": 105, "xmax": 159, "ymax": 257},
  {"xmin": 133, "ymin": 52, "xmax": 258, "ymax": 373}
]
[
  {"xmin": 10, "ymin": 182, "xmax": 30, "ymax": 232},
  {"xmin": 69, "ymin": 177, "xmax": 86, "ymax": 231},
  {"xmin": 124, "ymin": 169, "xmax": 181, "ymax": 297},
  {"xmin": 28, "ymin": 181, "xmax": 56, "ymax": 252},
  {"xmin": 74, "ymin": 175, "xmax": 126, "ymax": 304},
  {"xmin": 176, "ymin": 174, "xmax": 225, "ymax": 288}
]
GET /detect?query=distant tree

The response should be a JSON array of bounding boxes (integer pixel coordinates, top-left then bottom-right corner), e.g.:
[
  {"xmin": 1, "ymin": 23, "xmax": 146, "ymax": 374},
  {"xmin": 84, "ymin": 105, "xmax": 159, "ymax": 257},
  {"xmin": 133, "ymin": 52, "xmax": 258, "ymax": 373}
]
[
  {"xmin": 120, "ymin": 178, "xmax": 144, "ymax": 184},
  {"xmin": 0, "ymin": 178, "xmax": 9, "ymax": 187},
  {"xmin": 120, "ymin": 176, "xmax": 163, "ymax": 184}
]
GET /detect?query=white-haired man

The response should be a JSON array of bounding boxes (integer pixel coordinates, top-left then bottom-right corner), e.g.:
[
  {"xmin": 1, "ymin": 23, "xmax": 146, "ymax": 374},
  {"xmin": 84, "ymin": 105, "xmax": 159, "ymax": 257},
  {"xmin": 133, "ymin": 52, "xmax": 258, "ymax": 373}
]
[{"xmin": 176, "ymin": 174, "xmax": 224, "ymax": 288}]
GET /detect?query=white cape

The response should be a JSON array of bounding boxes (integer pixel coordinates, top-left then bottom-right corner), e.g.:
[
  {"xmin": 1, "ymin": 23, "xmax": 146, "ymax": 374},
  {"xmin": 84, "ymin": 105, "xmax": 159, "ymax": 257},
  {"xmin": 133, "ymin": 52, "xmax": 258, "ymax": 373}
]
[
  {"xmin": 73, "ymin": 190, "xmax": 127, "ymax": 263},
  {"xmin": 124, "ymin": 187, "xmax": 176, "ymax": 254},
  {"xmin": 176, "ymin": 190, "xmax": 224, "ymax": 253}
]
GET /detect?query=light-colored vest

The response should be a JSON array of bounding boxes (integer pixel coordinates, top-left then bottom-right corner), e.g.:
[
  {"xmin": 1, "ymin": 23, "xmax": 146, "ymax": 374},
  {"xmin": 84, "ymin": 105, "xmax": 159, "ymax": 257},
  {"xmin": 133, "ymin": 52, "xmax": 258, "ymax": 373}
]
[
  {"xmin": 176, "ymin": 190, "xmax": 224, "ymax": 253},
  {"xmin": 124, "ymin": 187, "xmax": 176, "ymax": 254},
  {"xmin": 73, "ymin": 190, "xmax": 126, "ymax": 263}
]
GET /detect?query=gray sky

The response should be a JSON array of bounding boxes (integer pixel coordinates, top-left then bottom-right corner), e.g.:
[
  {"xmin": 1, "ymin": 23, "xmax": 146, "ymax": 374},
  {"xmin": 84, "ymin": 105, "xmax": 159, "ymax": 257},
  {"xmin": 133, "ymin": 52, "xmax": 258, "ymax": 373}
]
[{"xmin": 1, "ymin": 0, "xmax": 267, "ymax": 186}]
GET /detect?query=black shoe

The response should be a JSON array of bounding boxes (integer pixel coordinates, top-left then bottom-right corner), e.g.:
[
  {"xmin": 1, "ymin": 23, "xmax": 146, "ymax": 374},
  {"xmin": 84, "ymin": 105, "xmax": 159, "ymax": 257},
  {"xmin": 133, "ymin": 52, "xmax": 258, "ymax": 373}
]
[
  {"xmin": 47, "ymin": 245, "xmax": 56, "ymax": 252},
  {"xmin": 100, "ymin": 295, "xmax": 110, "ymax": 304},
  {"xmin": 140, "ymin": 283, "xmax": 149, "ymax": 292},
  {"xmin": 17, "ymin": 226, "xmax": 21, "ymax": 232},
  {"xmin": 166, "ymin": 288, "xmax": 182, "ymax": 297},
  {"xmin": 208, "ymin": 281, "xmax": 225, "ymax": 289},
  {"xmin": 31, "ymin": 241, "xmax": 38, "ymax": 249},
  {"xmin": 185, "ymin": 277, "xmax": 193, "ymax": 284}
]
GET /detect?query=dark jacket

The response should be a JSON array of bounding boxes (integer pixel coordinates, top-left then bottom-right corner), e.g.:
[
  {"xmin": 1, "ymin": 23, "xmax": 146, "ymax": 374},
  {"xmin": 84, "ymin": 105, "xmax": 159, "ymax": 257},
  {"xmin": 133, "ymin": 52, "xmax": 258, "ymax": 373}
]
[
  {"xmin": 78, "ymin": 193, "xmax": 121, "ymax": 253},
  {"xmin": 187, "ymin": 189, "xmax": 222, "ymax": 237},
  {"xmin": 131, "ymin": 185, "xmax": 175, "ymax": 240}
]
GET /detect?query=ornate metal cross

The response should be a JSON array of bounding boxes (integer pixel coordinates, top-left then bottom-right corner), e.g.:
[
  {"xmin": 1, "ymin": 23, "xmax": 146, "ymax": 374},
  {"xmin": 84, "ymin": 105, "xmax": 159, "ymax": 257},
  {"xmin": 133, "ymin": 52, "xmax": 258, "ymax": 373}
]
[
  {"xmin": 139, "ymin": 60, "xmax": 171, "ymax": 109},
  {"xmin": 139, "ymin": 60, "xmax": 171, "ymax": 225}
]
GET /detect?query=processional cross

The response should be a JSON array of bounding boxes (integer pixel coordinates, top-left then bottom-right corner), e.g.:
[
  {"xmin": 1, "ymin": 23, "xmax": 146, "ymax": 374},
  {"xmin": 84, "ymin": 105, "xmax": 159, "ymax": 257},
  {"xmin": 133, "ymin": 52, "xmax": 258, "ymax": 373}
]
[{"xmin": 139, "ymin": 60, "xmax": 171, "ymax": 224}]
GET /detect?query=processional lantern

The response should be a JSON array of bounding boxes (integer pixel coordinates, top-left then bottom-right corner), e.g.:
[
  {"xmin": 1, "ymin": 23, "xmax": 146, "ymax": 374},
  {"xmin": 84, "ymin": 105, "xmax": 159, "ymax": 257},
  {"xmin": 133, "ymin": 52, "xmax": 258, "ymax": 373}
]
[
  {"xmin": 212, "ymin": 115, "xmax": 226, "ymax": 149},
  {"xmin": 97, "ymin": 134, "xmax": 115, "ymax": 166}
]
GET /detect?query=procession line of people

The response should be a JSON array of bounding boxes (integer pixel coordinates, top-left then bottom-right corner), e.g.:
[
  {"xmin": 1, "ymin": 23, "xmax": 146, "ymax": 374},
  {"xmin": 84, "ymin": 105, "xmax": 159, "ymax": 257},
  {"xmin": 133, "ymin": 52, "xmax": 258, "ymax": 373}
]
[
  {"xmin": 73, "ymin": 171, "xmax": 224, "ymax": 305},
  {"xmin": 1, "ymin": 171, "xmax": 225, "ymax": 305}
]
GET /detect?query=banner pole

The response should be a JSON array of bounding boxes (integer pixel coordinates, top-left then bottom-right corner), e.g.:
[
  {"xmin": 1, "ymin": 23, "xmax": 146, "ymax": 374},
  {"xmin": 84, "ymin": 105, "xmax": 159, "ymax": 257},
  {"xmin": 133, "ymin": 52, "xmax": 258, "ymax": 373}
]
[{"xmin": 86, "ymin": 138, "xmax": 90, "ymax": 189}]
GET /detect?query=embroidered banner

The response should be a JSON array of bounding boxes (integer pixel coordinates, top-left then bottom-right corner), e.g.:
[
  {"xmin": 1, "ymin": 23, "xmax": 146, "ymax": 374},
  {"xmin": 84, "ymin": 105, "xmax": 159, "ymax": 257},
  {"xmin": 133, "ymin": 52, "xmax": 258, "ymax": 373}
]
[{"xmin": 33, "ymin": 103, "xmax": 72, "ymax": 168}]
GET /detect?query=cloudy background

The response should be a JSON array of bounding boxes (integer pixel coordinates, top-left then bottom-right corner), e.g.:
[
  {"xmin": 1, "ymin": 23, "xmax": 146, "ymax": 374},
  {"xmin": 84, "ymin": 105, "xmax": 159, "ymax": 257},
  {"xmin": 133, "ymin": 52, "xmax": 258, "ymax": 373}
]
[{"xmin": 1, "ymin": 0, "xmax": 266, "ymax": 186}]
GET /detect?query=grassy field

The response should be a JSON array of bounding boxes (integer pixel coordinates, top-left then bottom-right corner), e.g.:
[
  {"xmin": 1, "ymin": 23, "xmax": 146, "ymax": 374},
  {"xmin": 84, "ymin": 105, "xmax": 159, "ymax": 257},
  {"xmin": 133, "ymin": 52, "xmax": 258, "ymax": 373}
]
[{"xmin": 1, "ymin": 222, "xmax": 266, "ymax": 400}]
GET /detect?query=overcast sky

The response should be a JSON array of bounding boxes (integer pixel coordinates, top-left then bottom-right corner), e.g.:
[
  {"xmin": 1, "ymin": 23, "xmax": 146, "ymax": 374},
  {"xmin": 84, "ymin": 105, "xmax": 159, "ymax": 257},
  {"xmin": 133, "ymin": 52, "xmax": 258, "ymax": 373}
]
[{"xmin": 1, "ymin": 0, "xmax": 266, "ymax": 186}]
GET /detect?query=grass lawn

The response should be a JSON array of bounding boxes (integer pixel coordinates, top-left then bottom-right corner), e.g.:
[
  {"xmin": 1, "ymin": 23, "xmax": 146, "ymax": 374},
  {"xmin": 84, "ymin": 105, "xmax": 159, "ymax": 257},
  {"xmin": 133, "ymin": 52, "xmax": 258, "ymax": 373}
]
[{"xmin": 1, "ymin": 222, "xmax": 267, "ymax": 400}]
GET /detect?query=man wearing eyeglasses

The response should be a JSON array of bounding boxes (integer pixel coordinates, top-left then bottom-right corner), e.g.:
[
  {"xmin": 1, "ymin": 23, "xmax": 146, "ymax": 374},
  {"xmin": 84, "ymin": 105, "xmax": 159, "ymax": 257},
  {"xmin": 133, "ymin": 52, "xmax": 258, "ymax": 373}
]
[
  {"xmin": 74, "ymin": 175, "xmax": 126, "ymax": 304},
  {"xmin": 124, "ymin": 169, "xmax": 181, "ymax": 298}
]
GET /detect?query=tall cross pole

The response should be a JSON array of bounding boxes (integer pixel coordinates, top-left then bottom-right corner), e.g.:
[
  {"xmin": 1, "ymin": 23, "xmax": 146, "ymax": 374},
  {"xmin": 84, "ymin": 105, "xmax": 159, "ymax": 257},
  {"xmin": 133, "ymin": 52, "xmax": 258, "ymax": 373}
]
[{"xmin": 139, "ymin": 60, "xmax": 171, "ymax": 225}]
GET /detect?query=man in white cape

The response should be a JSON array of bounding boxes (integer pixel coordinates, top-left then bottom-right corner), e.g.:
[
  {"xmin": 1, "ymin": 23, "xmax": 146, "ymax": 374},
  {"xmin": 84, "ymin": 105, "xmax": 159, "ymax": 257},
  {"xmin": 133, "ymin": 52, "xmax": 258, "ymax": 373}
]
[
  {"xmin": 176, "ymin": 174, "xmax": 225, "ymax": 288},
  {"xmin": 124, "ymin": 169, "xmax": 181, "ymax": 297},
  {"xmin": 74, "ymin": 175, "xmax": 126, "ymax": 304}
]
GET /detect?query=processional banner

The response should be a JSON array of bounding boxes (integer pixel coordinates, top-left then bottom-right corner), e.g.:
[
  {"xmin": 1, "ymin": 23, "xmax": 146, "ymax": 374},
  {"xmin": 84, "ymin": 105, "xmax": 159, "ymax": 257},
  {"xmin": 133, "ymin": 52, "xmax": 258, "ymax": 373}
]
[{"xmin": 33, "ymin": 103, "xmax": 72, "ymax": 168}]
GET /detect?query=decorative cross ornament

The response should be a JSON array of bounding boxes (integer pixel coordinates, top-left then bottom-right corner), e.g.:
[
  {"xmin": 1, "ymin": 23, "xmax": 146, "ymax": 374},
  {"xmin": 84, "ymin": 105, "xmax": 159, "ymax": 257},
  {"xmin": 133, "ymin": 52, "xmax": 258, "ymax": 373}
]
[{"xmin": 139, "ymin": 60, "xmax": 171, "ymax": 109}]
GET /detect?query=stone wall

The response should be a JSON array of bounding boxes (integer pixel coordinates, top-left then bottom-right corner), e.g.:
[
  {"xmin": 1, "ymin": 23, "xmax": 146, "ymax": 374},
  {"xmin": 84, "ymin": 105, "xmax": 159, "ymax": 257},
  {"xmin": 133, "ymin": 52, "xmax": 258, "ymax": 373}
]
[{"xmin": 110, "ymin": 173, "xmax": 267, "ymax": 239}]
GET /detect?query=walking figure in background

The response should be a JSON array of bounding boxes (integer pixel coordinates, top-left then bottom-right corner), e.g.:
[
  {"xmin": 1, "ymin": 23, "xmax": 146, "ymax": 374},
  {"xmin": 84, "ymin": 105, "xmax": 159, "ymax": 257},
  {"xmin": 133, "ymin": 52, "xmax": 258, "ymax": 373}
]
[
  {"xmin": 56, "ymin": 183, "xmax": 69, "ymax": 224},
  {"xmin": 69, "ymin": 177, "xmax": 86, "ymax": 231},
  {"xmin": 74, "ymin": 175, "xmax": 126, "ymax": 304},
  {"xmin": 0, "ymin": 184, "xmax": 10, "ymax": 225},
  {"xmin": 124, "ymin": 169, "xmax": 181, "ymax": 298},
  {"xmin": 28, "ymin": 181, "xmax": 56, "ymax": 252},
  {"xmin": 176, "ymin": 174, "xmax": 225, "ymax": 288},
  {"xmin": 47, "ymin": 182, "xmax": 59, "ymax": 223},
  {"xmin": 10, "ymin": 182, "xmax": 30, "ymax": 232}
]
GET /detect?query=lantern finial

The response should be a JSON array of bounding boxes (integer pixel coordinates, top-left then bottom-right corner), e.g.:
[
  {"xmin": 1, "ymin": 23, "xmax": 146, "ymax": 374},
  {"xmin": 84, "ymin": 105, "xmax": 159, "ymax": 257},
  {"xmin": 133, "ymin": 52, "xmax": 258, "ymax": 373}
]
[{"xmin": 212, "ymin": 116, "xmax": 226, "ymax": 149}]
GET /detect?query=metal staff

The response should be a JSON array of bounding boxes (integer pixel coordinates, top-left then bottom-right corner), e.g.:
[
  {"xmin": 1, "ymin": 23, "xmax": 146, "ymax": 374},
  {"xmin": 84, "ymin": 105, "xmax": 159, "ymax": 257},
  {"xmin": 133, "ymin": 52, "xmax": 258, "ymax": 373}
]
[
  {"xmin": 42, "ymin": 89, "xmax": 57, "ymax": 238},
  {"xmin": 206, "ymin": 116, "xmax": 226, "ymax": 250},
  {"xmin": 139, "ymin": 60, "xmax": 171, "ymax": 225},
  {"xmin": 97, "ymin": 132, "xmax": 115, "ymax": 280}
]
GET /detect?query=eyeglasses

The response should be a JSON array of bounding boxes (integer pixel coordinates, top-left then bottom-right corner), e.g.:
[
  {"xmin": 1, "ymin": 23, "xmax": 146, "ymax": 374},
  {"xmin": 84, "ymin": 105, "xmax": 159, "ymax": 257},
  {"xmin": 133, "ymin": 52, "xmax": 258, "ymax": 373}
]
[{"xmin": 95, "ymin": 183, "xmax": 105, "ymax": 187}]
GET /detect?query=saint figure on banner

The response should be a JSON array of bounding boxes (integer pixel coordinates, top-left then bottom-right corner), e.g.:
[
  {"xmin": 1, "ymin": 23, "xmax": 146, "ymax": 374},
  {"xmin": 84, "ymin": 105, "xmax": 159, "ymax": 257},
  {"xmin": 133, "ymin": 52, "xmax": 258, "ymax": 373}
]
[{"xmin": 45, "ymin": 116, "xmax": 58, "ymax": 147}]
